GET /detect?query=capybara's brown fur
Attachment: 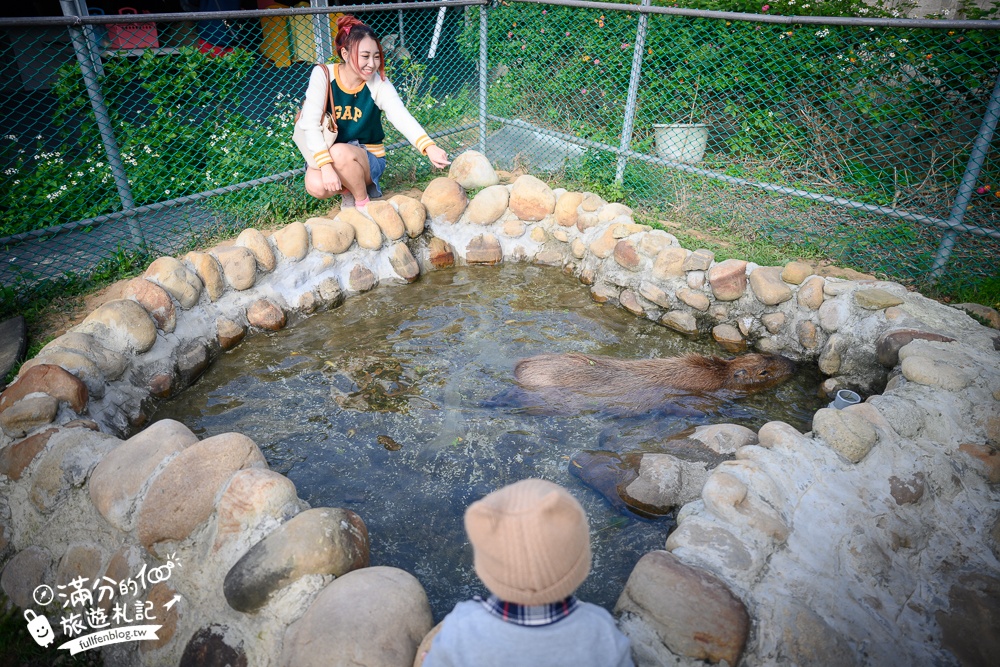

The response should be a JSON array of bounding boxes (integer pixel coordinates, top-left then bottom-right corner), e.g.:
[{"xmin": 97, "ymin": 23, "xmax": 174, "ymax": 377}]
[{"xmin": 511, "ymin": 352, "xmax": 796, "ymax": 415}]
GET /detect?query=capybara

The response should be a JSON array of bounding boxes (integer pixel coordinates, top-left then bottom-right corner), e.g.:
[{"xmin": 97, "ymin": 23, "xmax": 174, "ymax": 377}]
[{"xmin": 505, "ymin": 352, "xmax": 796, "ymax": 416}]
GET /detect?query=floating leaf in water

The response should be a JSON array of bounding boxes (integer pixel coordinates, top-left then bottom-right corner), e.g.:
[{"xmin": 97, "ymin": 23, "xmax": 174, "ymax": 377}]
[{"xmin": 378, "ymin": 435, "xmax": 402, "ymax": 451}]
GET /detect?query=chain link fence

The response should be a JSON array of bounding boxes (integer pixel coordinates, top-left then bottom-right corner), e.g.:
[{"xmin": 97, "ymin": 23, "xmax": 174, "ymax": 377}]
[{"xmin": 1, "ymin": 0, "xmax": 998, "ymax": 316}]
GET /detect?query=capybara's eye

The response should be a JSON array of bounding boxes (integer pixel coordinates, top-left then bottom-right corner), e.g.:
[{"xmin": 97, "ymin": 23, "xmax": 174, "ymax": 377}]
[{"xmin": 760, "ymin": 370, "xmax": 769, "ymax": 376}]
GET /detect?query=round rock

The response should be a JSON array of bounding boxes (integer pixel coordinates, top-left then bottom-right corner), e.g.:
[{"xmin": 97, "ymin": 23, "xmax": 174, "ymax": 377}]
[
  {"xmin": 812, "ymin": 406, "xmax": 878, "ymax": 463},
  {"xmin": 223, "ymin": 507, "xmax": 369, "ymax": 613},
  {"xmin": 236, "ymin": 228, "xmax": 276, "ymax": 272},
  {"xmin": 748, "ymin": 266, "xmax": 793, "ymax": 305},
  {"xmin": 509, "ymin": 174, "xmax": 556, "ymax": 221},
  {"xmin": 616, "ymin": 550, "xmax": 749, "ymax": 665},
  {"xmin": 307, "ymin": 218, "xmax": 355, "ymax": 254},
  {"xmin": 388, "ymin": 195, "xmax": 427, "ymax": 237},
  {"xmin": 367, "ymin": 201, "xmax": 406, "ymax": 240},
  {"xmin": 184, "ymin": 251, "xmax": 225, "ymax": 302},
  {"xmin": 421, "ymin": 177, "xmax": 467, "ymax": 224},
  {"xmin": 0, "ymin": 395, "xmax": 59, "ymax": 438},
  {"xmin": 466, "ymin": 234, "xmax": 502, "ymax": 265},
  {"xmin": 1, "ymin": 363, "xmax": 88, "ymax": 414},
  {"xmin": 144, "ymin": 256, "xmax": 204, "ymax": 309},
  {"xmin": 124, "ymin": 278, "xmax": 176, "ymax": 332},
  {"xmin": 448, "ymin": 150, "xmax": 498, "ymax": 189},
  {"xmin": 76, "ymin": 299, "xmax": 158, "ymax": 355},
  {"xmin": 708, "ymin": 259, "xmax": 748, "ymax": 301},
  {"xmin": 247, "ymin": 299, "xmax": 286, "ymax": 331},
  {"xmin": 280, "ymin": 566, "xmax": 433, "ymax": 667},
  {"xmin": 273, "ymin": 221, "xmax": 309, "ymax": 261},
  {"xmin": 211, "ymin": 246, "xmax": 257, "ymax": 291}
]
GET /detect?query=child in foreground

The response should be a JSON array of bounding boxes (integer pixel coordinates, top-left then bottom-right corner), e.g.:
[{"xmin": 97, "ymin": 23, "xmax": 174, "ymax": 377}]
[{"xmin": 421, "ymin": 478, "xmax": 634, "ymax": 667}]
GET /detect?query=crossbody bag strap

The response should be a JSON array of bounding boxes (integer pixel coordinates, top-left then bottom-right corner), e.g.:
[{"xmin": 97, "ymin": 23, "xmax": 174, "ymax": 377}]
[{"xmin": 320, "ymin": 64, "xmax": 337, "ymax": 132}]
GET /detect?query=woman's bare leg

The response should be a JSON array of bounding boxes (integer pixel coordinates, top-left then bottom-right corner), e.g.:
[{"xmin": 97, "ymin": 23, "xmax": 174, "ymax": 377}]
[
  {"xmin": 304, "ymin": 166, "xmax": 336, "ymax": 199},
  {"xmin": 329, "ymin": 143, "xmax": 373, "ymax": 201}
]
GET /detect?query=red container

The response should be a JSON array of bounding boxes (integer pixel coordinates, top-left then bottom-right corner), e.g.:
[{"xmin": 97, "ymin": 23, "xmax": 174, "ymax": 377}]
[{"xmin": 108, "ymin": 7, "xmax": 159, "ymax": 50}]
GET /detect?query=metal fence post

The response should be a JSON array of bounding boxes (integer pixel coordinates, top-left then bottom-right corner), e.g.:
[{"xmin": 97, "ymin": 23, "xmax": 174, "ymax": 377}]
[
  {"xmin": 58, "ymin": 0, "xmax": 144, "ymax": 248},
  {"xmin": 73, "ymin": 0, "xmax": 104, "ymax": 78},
  {"xmin": 478, "ymin": 4, "xmax": 488, "ymax": 154},
  {"xmin": 311, "ymin": 0, "xmax": 332, "ymax": 63},
  {"xmin": 929, "ymin": 68, "xmax": 1000, "ymax": 282},
  {"xmin": 615, "ymin": 0, "xmax": 650, "ymax": 184}
]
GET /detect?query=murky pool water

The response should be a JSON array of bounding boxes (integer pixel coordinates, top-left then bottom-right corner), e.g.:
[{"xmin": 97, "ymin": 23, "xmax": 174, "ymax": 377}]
[{"xmin": 153, "ymin": 264, "xmax": 826, "ymax": 620}]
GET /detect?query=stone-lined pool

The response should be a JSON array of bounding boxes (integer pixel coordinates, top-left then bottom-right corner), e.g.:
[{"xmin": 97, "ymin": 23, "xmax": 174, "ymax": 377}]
[{"xmin": 152, "ymin": 264, "xmax": 826, "ymax": 618}]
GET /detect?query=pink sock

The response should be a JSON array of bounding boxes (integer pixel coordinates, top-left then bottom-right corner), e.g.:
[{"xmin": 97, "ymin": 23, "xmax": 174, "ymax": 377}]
[{"xmin": 355, "ymin": 197, "xmax": 370, "ymax": 208}]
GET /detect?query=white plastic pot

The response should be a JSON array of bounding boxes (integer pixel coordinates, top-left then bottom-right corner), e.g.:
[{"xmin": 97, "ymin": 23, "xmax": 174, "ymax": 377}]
[{"xmin": 653, "ymin": 123, "xmax": 709, "ymax": 164}]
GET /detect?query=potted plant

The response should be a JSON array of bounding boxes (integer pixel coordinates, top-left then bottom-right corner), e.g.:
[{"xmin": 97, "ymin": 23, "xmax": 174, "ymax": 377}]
[{"xmin": 653, "ymin": 77, "xmax": 709, "ymax": 164}]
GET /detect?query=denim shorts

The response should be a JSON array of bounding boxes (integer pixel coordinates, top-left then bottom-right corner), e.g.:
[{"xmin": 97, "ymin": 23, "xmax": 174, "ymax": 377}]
[{"xmin": 348, "ymin": 139, "xmax": 386, "ymax": 199}]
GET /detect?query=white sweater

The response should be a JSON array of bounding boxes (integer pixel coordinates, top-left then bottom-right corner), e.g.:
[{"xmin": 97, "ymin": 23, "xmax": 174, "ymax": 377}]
[{"xmin": 295, "ymin": 64, "xmax": 436, "ymax": 168}]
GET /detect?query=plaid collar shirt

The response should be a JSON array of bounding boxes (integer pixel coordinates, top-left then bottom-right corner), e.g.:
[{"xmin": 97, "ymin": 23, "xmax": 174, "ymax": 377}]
[{"xmin": 478, "ymin": 594, "xmax": 580, "ymax": 627}]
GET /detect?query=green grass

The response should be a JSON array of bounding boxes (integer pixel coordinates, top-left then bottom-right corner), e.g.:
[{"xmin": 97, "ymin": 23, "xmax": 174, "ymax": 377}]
[{"xmin": 0, "ymin": 596, "xmax": 102, "ymax": 666}]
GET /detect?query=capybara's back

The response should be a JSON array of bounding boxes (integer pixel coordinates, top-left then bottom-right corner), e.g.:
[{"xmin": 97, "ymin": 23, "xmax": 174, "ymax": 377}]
[{"xmin": 511, "ymin": 351, "xmax": 796, "ymax": 415}]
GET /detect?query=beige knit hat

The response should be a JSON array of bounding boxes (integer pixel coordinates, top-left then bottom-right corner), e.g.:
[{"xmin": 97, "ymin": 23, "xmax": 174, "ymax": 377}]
[{"xmin": 464, "ymin": 478, "xmax": 592, "ymax": 605}]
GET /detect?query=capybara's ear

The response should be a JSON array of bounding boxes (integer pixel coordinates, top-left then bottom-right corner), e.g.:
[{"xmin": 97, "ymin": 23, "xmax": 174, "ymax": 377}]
[{"xmin": 734, "ymin": 368, "xmax": 748, "ymax": 379}]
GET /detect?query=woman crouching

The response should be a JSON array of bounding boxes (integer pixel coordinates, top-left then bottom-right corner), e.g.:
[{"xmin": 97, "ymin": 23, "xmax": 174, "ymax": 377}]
[{"xmin": 297, "ymin": 15, "xmax": 450, "ymax": 211}]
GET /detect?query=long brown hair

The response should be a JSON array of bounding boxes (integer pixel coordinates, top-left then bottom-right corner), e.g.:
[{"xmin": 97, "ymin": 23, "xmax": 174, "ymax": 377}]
[{"xmin": 334, "ymin": 15, "xmax": 386, "ymax": 81}]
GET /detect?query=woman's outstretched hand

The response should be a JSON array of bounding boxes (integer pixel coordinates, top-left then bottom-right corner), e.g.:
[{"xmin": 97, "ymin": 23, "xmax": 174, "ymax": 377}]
[{"xmin": 426, "ymin": 145, "xmax": 451, "ymax": 169}]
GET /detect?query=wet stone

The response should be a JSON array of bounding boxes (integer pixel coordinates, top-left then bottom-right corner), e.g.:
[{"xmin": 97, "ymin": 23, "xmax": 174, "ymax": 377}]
[
  {"xmin": 619, "ymin": 290, "xmax": 644, "ymax": 316},
  {"xmin": 317, "ymin": 278, "xmax": 344, "ymax": 308},
  {"xmin": 389, "ymin": 243, "xmax": 420, "ymax": 283},
  {"xmin": 712, "ymin": 324, "xmax": 746, "ymax": 353},
  {"xmin": 590, "ymin": 284, "xmax": 617, "ymax": 303},
  {"xmin": 179, "ymin": 626, "xmax": 248, "ymax": 667},
  {"xmin": 349, "ymin": 265, "xmax": 377, "ymax": 293},
  {"xmin": 428, "ymin": 237, "xmax": 455, "ymax": 268},
  {"xmin": 661, "ymin": 311, "xmax": 698, "ymax": 335},
  {"xmin": 176, "ymin": 339, "xmax": 211, "ymax": 387},
  {"xmin": 876, "ymin": 329, "xmax": 955, "ymax": 367},
  {"xmin": 224, "ymin": 507, "xmax": 370, "ymax": 613},
  {"xmin": 466, "ymin": 234, "xmax": 503, "ymax": 265},
  {"xmin": 217, "ymin": 317, "xmax": 247, "ymax": 350},
  {"xmin": 247, "ymin": 299, "xmax": 286, "ymax": 331},
  {"xmin": 1, "ymin": 363, "xmax": 88, "ymax": 414},
  {"xmin": 535, "ymin": 250, "xmax": 564, "ymax": 266}
]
